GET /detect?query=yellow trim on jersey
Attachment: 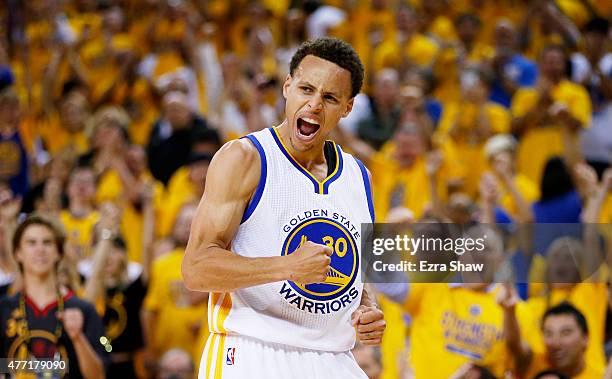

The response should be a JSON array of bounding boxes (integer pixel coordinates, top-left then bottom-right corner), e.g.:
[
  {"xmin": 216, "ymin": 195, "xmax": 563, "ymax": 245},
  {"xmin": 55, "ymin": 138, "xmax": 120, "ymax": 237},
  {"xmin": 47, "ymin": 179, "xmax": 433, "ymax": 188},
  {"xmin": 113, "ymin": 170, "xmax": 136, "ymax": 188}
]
[
  {"xmin": 272, "ymin": 127, "xmax": 339, "ymax": 194},
  {"xmin": 216, "ymin": 293, "xmax": 232, "ymax": 333},
  {"xmin": 214, "ymin": 334, "xmax": 226, "ymax": 379},
  {"xmin": 208, "ymin": 293, "xmax": 215, "ymax": 333},
  {"xmin": 205, "ymin": 333, "xmax": 217, "ymax": 379},
  {"xmin": 209, "ymin": 292, "xmax": 232, "ymax": 334}
]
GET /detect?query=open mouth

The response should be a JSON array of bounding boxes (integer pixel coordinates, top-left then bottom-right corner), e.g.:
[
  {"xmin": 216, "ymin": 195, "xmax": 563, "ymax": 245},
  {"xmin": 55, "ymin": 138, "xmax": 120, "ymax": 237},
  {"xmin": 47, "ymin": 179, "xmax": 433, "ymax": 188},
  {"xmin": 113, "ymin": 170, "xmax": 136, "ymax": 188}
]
[{"xmin": 296, "ymin": 116, "xmax": 320, "ymax": 140}]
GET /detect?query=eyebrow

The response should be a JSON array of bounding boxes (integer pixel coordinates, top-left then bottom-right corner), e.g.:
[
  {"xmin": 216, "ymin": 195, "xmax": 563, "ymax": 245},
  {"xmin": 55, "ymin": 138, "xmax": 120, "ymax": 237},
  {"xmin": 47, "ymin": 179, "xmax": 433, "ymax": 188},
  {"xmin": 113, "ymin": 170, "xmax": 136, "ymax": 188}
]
[{"xmin": 298, "ymin": 81, "xmax": 343, "ymax": 98}]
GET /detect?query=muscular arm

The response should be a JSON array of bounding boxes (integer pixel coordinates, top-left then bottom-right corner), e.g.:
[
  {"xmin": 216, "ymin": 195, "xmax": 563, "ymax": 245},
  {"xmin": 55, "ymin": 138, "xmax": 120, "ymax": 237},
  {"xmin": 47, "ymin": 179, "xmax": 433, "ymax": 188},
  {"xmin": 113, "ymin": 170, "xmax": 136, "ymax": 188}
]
[{"xmin": 182, "ymin": 139, "xmax": 331, "ymax": 292}]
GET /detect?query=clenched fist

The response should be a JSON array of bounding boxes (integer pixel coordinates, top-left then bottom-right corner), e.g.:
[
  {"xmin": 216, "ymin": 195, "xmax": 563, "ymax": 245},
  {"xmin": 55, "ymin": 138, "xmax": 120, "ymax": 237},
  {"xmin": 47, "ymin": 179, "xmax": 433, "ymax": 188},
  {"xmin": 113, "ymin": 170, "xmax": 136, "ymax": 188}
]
[
  {"xmin": 351, "ymin": 305, "xmax": 385, "ymax": 346},
  {"xmin": 57, "ymin": 308, "xmax": 84, "ymax": 340},
  {"xmin": 286, "ymin": 241, "xmax": 333, "ymax": 284}
]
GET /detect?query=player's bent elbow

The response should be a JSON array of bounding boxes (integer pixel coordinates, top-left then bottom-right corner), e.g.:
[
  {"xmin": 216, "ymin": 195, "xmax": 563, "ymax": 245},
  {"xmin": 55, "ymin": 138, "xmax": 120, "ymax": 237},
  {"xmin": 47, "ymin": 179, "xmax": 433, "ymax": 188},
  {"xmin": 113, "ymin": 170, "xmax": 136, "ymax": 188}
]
[{"xmin": 181, "ymin": 254, "xmax": 211, "ymax": 292}]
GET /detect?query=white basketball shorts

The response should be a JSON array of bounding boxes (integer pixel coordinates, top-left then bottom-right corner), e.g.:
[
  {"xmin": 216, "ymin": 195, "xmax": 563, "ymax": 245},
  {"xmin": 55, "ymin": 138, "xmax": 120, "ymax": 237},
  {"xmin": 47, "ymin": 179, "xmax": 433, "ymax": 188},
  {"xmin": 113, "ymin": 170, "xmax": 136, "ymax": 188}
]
[{"xmin": 198, "ymin": 333, "xmax": 368, "ymax": 379}]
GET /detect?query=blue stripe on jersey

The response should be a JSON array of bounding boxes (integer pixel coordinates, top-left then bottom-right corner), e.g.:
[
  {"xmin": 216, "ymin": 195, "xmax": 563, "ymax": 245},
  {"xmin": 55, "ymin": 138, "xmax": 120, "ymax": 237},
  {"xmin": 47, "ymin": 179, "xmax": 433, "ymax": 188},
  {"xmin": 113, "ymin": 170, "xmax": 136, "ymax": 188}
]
[
  {"xmin": 354, "ymin": 157, "xmax": 375, "ymax": 222},
  {"xmin": 241, "ymin": 134, "xmax": 267, "ymax": 223},
  {"xmin": 268, "ymin": 127, "xmax": 343, "ymax": 195}
]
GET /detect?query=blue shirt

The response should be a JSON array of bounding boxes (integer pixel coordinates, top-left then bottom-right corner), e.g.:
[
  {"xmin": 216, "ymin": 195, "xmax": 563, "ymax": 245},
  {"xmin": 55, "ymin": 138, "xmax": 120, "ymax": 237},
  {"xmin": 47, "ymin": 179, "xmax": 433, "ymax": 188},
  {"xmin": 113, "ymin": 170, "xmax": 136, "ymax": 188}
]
[
  {"xmin": 0, "ymin": 131, "xmax": 29, "ymax": 196},
  {"xmin": 425, "ymin": 99, "xmax": 443, "ymax": 128},
  {"xmin": 490, "ymin": 54, "xmax": 538, "ymax": 108}
]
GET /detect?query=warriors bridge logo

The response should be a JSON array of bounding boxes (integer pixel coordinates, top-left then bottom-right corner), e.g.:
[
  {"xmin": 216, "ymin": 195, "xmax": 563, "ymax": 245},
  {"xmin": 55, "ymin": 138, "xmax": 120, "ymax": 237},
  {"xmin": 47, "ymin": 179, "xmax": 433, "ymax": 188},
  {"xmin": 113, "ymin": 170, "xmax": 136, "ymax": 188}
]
[{"xmin": 280, "ymin": 212, "xmax": 360, "ymax": 314}]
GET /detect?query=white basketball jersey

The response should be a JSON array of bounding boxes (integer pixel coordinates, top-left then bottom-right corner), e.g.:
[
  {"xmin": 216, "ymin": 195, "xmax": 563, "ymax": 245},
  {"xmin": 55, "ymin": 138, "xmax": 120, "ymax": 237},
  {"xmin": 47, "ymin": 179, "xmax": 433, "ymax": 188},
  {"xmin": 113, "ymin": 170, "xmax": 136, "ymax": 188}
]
[{"xmin": 208, "ymin": 127, "xmax": 375, "ymax": 352}]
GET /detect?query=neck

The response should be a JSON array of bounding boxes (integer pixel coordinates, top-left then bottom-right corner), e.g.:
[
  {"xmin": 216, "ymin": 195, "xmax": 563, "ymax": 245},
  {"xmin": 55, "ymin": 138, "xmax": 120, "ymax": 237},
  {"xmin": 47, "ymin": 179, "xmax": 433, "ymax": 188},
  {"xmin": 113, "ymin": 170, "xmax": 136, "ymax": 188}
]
[
  {"xmin": 69, "ymin": 200, "xmax": 92, "ymax": 216},
  {"xmin": 547, "ymin": 75, "xmax": 562, "ymax": 85},
  {"xmin": 463, "ymin": 39, "xmax": 474, "ymax": 51},
  {"xmin": 23, "ymin": 271, "xmax": 58, "ymax": 307},
  {"xmin": 277, "ymin": 121, "xmax": 326, "ymax": 170},
  {"xmin": 564, "ymin": 358, "xmax": 586, "ymax": 377}
]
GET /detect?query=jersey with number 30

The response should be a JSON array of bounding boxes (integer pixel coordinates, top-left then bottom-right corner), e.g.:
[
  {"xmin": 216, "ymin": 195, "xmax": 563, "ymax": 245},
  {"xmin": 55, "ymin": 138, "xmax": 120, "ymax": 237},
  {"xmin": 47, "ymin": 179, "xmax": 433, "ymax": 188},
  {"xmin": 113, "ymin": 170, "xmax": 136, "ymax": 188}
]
[{"xmin": 208, "ymin": 127, "xmax": 374, "ymax": 352}]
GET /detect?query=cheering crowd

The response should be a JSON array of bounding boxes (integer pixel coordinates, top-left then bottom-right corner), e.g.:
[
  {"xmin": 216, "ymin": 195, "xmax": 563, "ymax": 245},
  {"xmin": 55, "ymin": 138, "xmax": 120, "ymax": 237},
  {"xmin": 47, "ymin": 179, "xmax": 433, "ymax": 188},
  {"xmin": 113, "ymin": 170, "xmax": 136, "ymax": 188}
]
[{"xmin": 0, "ymin": 0, "xmax": 611, "ymax": 378}]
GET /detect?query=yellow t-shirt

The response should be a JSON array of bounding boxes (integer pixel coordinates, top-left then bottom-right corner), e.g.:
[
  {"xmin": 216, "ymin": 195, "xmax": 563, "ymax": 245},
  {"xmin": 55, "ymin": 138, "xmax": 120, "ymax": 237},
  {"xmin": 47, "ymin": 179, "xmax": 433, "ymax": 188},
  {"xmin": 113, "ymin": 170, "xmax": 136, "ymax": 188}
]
[
  {"xmin": 379, "ymin": 296, "xmax": 408, "ymax": 379},
  {"xmin": 95, "ymin": 170, "xmax": 165, "ymax": 262},
  {"xmin": 37, "ymin": 113, "xmax": 90, "ymax": 156},
  {"xmin": 436, "ymin": 102, "xmax": 510, "ymax": 196},
  {"xmin": 427, "ymin": 15, "xmax": 457, "ymax": 43},
  {"xmin": 403, "ymin": 284, "xmax": 533, "ymax": 378},
  {"xmin": 498, "ymin": 173, "xmax": 540, "ymax": 218},
  {"xmin": 59, "ymin": 210, "xmax": 100, "ymax": 260},
  {"xmin": 511, "ymin": 80, "xmax": 591, "ymax": 185},
  {"xmin": 599, "ymin": 195, "xmax": 612, "ymax": 223},
  {"xmin": 350, "ymin": 6, "xmax": 396, "ymax": 74},
  {"xmin": 143, "ymin": 249, "xmax": 208, "ymax": 362},
  {"xmin": 159, "ymin": 166, "xmax": 200, "ymax": 237},
  {"xmin": 453, "ymin": 0, "xmax": 527, "ymax": 45},
  {"xmin": 373, "ymin": 34, "xmax": 440, "ymax": 72},
  {"xmin": 523, "ymin": 283, "xmax": 608, "ymax": 373},
  {"xmin": 432, "ymin": 43, "xmax": 495, "ymax": 106},
  {"xmin": 370, "ymin": 141, "xmax": 465, "ymax": 221},
  {"xmin": 526, "ymin": 352, "xmax": 604, "ymax": 379},
  {"xmin": 555, "ymin": 0, "xmax": 590, "ymax": 28}
]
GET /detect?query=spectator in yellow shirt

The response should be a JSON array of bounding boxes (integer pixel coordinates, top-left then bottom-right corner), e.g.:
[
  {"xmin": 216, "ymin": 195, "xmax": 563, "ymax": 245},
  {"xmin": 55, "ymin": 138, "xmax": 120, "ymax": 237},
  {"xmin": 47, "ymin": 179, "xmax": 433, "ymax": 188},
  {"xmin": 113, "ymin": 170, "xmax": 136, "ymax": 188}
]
[
  {"xmin": 419, "ymin": 0, "xmax": 458, "ymax": 43},
  {"xmin": 372, "ymin": 5, "xmax": 440, "ymax": 74},
  {"xmin": 437, "ymin": 67, "xmax": 510, "ymax": 196},
  {"xmin": 59, "ymin": 165, "xmax": 100, "ymax": 262},
  {"xmin": 90, "ymin": 106, "xmax": 165, "ymax": 262},
  {"xmin": 511, "ymin": 45, "xmax": 591, "ymax": 185},
  {"xmin": 518, "ymin": 1, "xmax": 580, "ymax": 60},
  {"xmin": 376, "ymin": 225, "xmax": 529, "ymax": 378},
  {"xmin": 432, "ymin": 12, "xmax": 495, "ymax": 111},
  {"xmin": 142, "ymin": 203, "xmax": 208, "ymax": 370},
  {"xmin": 483, "ymin": 134, "xmax": 540, "ymax": 219},
  {"xmin": 524, "ymin": 164, "xmax": 610, "ymax": 373},
  {"xmin": 160, "ymin": 153, "xmax": 212, "ymax": 238},
  {"xmin": 370, "ymin": 123, "xmax": 464, "ymax": 221},
  {"xmin": 39, "ymin": 91, "xmax": 92, "ymax": 156},
  {"xmin": 503, "ymin": 301, "xmax": 604, "ymax": 379}
]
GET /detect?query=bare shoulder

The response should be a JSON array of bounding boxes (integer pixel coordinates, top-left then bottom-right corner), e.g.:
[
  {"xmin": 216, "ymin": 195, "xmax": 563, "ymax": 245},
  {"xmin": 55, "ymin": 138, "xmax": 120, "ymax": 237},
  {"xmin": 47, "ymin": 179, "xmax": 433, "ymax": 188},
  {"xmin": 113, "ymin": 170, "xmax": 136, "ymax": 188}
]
[{"xmin": 207, "ymin": 138, "xmax": 261, "ymax": 199}]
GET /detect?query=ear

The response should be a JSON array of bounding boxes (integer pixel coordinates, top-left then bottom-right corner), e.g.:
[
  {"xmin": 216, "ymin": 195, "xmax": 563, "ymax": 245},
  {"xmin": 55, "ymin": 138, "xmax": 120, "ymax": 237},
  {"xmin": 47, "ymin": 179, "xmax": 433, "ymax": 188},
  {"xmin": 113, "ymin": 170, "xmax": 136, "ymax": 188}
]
[
  {"xmin": 282, "ymin": 74, "xmax": 292, "ymax": 100},
  {"xmin": 14, "ymin": 249, "xmax": 23, "ymax": 265},
  {"xmin": 341, "ymin": 97, "xmax": 354, "ymax": 118}
]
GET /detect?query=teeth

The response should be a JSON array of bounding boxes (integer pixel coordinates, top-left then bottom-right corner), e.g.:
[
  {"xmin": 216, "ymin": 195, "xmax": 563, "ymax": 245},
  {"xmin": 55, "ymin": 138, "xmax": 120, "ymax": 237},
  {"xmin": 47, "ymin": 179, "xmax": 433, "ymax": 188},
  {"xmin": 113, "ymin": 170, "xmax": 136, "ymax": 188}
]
[{"xmin": 302, "ymin": 117, "xmax": 319, "ymax": 125}]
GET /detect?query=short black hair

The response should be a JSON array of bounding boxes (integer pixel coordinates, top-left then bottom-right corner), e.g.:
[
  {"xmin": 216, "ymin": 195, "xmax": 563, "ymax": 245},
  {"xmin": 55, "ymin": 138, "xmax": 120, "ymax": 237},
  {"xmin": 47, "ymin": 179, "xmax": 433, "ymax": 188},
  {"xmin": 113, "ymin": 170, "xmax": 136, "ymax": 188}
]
[
  {"xmin": 289, "ymin": 37, "xmax": 364, "ymax": 98},
  {"xmin": 455, "ymin": 13, "xmax": 481, "ymax": 28},
  {"xmin": 193, "ymin": 129, "xmax": 222, "ymax": 150},
  {"xmin": 541, "ymin": 302, "xmax": 588, "ymax": 336},
  {"xmin": 584, "ymin": 17, "xmax": 609, "ymax": 35}
]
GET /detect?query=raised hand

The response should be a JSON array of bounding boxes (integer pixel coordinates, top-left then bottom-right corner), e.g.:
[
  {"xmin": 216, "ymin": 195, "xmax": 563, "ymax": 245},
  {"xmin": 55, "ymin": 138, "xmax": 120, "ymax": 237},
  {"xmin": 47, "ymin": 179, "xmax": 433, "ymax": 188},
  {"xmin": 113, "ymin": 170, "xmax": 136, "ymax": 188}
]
[
  {"xmin": 496, "ymin": 282, "xmax": 519, "ymax": 311},
  {"xmin": 57, "ymin": 308, "xmax": 84, "ymax": 340},
  {"xmin": 573, "ymin": 162, "xmax": 598, "ymax": 198},
  {"xmin": 479, "ymin": 172, "xmax": 499, "ymax": 205}
]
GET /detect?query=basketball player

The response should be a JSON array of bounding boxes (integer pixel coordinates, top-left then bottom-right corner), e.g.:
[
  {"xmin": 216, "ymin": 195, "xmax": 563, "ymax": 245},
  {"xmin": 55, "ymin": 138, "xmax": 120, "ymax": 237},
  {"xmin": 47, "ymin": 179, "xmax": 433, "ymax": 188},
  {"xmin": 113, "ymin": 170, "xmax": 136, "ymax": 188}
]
[{"xmin": 182, "ymin": 37, "xmax": 385, "ymax": 378}]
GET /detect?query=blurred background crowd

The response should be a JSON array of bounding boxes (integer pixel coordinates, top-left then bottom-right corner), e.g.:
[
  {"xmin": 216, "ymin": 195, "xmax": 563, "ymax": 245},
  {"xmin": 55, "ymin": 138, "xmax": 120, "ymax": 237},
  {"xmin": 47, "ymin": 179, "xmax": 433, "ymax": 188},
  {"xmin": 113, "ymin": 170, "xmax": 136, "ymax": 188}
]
[{"xmin": 0, "ymin": 0, "xmax": 611, "ymax": 378}]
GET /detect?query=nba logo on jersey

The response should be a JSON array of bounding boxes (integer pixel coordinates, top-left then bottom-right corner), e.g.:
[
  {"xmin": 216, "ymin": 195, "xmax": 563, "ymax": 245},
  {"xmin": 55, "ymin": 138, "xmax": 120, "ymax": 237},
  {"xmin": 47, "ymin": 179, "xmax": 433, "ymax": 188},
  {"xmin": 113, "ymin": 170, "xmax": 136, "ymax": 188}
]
[{"xmin": 226, "ymin": 347, "xmax": 236, "ymax": 365}]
